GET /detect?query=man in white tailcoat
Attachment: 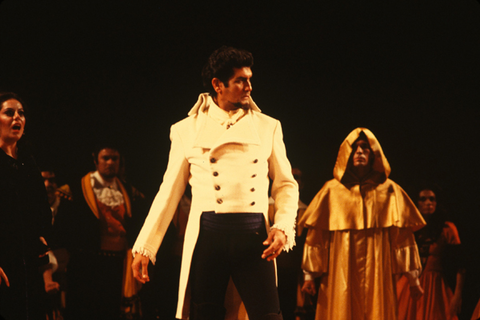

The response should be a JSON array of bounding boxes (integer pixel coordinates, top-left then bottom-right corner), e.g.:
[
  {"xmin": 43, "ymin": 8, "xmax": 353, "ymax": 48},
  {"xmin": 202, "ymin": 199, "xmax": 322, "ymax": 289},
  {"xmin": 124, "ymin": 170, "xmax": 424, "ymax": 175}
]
[{"xmin": 132, "ymin": 46, "xmax": 298, "ymax": 320}]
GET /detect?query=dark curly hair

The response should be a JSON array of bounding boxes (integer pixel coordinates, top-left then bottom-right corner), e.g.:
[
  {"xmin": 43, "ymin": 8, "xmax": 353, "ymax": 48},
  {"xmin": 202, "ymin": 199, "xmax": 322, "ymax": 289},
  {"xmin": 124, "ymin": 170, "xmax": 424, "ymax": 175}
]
[
  {"xmin": 92, "ymin": 141, "xmax": 122, "ymax": 164},
  {"xmin": 0, "ymin": 92, "xmax": 26, "ymax": 113},
  {"xmin": 201, "ymin": 46, "xmax": 254, "ymax": 98},
  {"xmin": 414, "ymin": 181, "xmax": 447, "ymax": 243}
]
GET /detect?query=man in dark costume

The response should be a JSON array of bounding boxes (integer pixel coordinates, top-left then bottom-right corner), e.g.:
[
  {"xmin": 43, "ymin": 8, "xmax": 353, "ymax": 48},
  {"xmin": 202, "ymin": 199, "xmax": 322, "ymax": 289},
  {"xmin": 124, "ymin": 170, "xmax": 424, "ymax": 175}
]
[{"xmin": 56, "ymin": 144, "xmax": 146, "ymax": 320}]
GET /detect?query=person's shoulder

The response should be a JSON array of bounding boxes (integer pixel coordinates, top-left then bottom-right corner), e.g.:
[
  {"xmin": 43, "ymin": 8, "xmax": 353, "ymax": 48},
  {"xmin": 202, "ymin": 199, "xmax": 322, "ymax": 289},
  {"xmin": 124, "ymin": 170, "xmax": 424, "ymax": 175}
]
[
  {"xmin": 171, "ymin": 114, "xmax": 197, "ymax": 131},
  {"xmin": 443, "ymin": 221, "xmax": 459, "ymax": 234},
  {"xmin": 378, "ymin": 179, "xmax": 416, "ymax": 201},
  {"xmin": 323, "ymin": 178, "xmax": 339, "ymax": 188},
  {"xmin": 443, "ymin": 221, "xmax": 461, "ymax": 244},
  {"xmin": 252, "ymin": 109, "xmax": 278, "ymax": 123},
  {"xmin": 58, "ymin": 173, "xmax": 90, "ymax": 202},
  {"xmin": 175, "ymin": 114, "xmax": 195, "ymax": 124},
  {"xmin": 119, "ymin": 179, "xmax": 146, "ymax": 202},
  {"xmin": 313, "ymin": 179, "xmax": 338, "ymax": 196},
  {"xmin": 378, "ymin": 178, "xmax": 402, "ymax": 191},
  {"xmin": 130, "ymin": 185, "xmax": 146, "ymax": 201},
  {"xmin": 250, "ymin": 110, "xmax": 282, "ymax": 134}
]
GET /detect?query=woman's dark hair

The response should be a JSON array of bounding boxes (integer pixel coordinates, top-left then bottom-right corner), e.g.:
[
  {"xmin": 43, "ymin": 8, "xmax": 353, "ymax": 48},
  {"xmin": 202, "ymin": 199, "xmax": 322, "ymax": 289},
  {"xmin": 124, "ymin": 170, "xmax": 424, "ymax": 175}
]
[
  {"xmin": 415, "ymin": 182, "xmax": 465, "ymax": 289},
  {"xmin": 414, "ymin": 182, "xmax": 447, "ymax": 243},
  {"xmin": 0, "ymin": 92, "xmax": 29, "ymax": 148},
  {"xmin": 0, "ymin": 92, "xmax": 26, "ymax": 112},
  {"xmin": 201, "ymin": 46, "xmax": 254, "ymax": 98}
]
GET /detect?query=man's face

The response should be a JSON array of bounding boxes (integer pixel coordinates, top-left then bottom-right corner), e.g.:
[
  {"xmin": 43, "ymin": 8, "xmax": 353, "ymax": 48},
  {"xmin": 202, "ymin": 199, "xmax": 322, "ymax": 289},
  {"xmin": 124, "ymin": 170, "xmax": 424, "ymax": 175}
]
[
  {"xmin": 95, "ymin": 148, "xmax": 120, "ymax": 180},
  {"xmin": 216, "ymin": 67, "xmax": 252, "ymax": 111},
  {"xmin": 418, "ymin": 189, "xmax": 437, "ymax": 215},
  {"xmin": 352, "ymin": 139, "xmax": 372, "ymax": 169},
  {"xmin": 41, "ymin": 171, "xmax": 57, "ymax": 205}
]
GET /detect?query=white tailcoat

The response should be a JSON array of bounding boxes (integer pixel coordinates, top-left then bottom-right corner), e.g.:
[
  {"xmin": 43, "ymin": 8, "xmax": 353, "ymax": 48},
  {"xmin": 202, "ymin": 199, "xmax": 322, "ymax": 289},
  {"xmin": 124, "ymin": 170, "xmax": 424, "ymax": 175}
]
[{"xmin": 133, "ymin": 93, "xmax": 298, "ymax": 319}]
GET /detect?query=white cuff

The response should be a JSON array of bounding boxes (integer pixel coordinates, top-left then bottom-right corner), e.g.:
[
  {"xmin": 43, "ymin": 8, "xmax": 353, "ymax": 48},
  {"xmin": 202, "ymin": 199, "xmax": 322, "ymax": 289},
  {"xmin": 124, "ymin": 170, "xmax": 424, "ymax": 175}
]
[
  {"xmin": 132, "ymin": 247, "xmax": 156, "ymax": 265},
  {"xmin": 303, "ymin": 270, "xmax": 315, "ymax": 281},
  {"xmin": 270, "ymin": 223, "xmax": 296, "ymax": 252}
]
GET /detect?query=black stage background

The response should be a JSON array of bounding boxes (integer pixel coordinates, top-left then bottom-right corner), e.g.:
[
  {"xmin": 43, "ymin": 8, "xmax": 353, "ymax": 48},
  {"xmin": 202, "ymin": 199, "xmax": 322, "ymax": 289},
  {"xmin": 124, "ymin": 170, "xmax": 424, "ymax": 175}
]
[{"xmin": 1, "ymin": 1, "xmax": 479, "ymax": 318}]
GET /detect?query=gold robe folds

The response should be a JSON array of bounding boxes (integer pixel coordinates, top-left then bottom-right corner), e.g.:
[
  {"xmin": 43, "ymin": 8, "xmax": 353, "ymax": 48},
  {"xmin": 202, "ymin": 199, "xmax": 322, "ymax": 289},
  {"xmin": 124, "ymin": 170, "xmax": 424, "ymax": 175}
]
[{"xmin": 300, "ymin": 128, "xmax": 425, "ymax": 320}]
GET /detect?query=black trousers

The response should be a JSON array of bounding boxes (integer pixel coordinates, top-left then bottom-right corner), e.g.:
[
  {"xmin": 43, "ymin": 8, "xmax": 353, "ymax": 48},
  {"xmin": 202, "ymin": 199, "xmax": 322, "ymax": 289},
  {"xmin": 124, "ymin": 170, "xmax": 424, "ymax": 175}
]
[
  {"xmin": 190, "ymin": 212, "xmax": 281, "ymax": 320},
  {"xmin": 65, "ymin": 250, "xmax": 124, "ymax": 320}
]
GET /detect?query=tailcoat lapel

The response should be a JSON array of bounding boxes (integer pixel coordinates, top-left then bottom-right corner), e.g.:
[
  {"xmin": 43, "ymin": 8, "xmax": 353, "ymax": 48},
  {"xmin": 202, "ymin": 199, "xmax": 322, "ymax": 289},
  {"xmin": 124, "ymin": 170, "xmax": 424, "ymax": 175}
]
[
  {"xmin": 192, "ymin": 112, "xmax": 225, "ymax": 149},
  {"xmin": 193, "ymin": 109, "xmax": 261, "ymax": 151}
]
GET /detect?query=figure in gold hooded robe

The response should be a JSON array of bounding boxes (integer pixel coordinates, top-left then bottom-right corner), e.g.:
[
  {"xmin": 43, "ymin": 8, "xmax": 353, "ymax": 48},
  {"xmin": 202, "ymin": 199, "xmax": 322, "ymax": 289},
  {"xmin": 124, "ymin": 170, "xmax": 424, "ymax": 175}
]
[{"xmin": 299, "ymin": 128, "xmax": 426, "ymax": 320}]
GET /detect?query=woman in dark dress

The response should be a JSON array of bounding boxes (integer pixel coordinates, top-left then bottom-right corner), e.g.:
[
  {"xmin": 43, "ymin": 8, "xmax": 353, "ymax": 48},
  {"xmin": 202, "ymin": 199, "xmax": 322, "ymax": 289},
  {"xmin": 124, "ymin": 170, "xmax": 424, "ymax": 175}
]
[
  {"xmin": 397, "ymin": 184, "xmax": 466, "ymax": 320},
  {"xmin": 0, "ymin": 92, "xmax": 52, "ymax": 319}
]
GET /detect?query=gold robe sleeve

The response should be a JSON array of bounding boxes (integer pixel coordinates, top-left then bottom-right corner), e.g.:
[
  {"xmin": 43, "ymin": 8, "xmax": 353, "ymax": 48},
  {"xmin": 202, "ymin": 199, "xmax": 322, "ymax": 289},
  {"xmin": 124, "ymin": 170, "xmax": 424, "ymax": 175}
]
[
  {"xmin": 302, "ymin": 227, "xmax": 330, "ymax": 275},
  {"xmin": 390, "ymin": 226, "xmax": 422, "ymax": 274}
]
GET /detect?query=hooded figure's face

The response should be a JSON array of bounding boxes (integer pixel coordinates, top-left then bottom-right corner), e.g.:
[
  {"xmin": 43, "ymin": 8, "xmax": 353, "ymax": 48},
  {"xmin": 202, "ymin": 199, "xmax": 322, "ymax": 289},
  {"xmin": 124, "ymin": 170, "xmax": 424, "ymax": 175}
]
[
  {"xmin": 348, "ymin": 138, "xmax": 374, "ymax": 179},
  {"xmin": 351, "ymin": 138, "xmax": 373, "ymax": 169},
  {"xmin": 333, "ymin": 128, "xmax": 390, "ymax": 184}
]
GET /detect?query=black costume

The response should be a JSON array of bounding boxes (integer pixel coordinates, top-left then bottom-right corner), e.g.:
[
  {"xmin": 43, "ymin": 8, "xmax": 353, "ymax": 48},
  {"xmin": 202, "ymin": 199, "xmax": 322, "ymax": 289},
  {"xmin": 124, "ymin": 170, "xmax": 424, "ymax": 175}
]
[
  {"xmin": 55, "ymin": 173, "xmax": 146, "ymax": 320},
  {"xmin": 0, "ymin": 147, "xmax": 52, "ymax": 320}
]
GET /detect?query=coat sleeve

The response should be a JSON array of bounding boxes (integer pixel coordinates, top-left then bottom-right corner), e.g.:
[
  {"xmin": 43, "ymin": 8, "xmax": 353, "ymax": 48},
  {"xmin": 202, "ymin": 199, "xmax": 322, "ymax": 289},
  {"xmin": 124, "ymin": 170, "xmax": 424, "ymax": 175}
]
[
  {"xmin": 268, "ymin": 120, "xmax": 299, "ymax": 251},
  {"xmin": 132, "ymin": 125, "xmax": 190, "ymax": 264},
  {"xmin": 389, "ymin": 226, "xmax": 422, "ymax": 275},
  {"xmin": 302, "ymin": 226, "xmax": 330, "ymax": 276}
]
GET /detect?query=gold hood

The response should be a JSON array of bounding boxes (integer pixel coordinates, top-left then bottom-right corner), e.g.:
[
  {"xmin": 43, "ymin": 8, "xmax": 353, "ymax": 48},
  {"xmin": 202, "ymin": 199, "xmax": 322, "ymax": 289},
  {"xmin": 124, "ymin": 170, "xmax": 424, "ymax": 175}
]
[
  {"xmin": 333, "ymin": 127, "xmax": 391, "ymax": 184},
  {"xmin": 300, "ymin": 128, "xmax": 425, "ymax": 232}
]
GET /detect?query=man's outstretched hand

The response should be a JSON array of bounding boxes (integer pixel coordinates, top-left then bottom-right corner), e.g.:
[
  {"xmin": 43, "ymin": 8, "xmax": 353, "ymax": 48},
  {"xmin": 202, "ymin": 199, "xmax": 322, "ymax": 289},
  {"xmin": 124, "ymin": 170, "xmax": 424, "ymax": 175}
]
[
  {"xmin": 262, "ymin": 228, "xmax": 286, "ymax": 261},
  {"xmin": 132, "ymin": 254, "xmax": 150, "ymax": 284}
]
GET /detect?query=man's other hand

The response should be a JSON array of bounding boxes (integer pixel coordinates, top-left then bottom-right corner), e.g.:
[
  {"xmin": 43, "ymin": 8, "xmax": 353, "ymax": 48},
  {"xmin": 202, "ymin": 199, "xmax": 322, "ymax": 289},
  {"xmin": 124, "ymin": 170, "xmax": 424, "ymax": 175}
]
[
  {"xmin": 262, "ymin": 228, "xmax": 286, "ymax": 261},
  {"xmin": 132, "ymin": 254, "xmax": 150, "ymax": 283}
]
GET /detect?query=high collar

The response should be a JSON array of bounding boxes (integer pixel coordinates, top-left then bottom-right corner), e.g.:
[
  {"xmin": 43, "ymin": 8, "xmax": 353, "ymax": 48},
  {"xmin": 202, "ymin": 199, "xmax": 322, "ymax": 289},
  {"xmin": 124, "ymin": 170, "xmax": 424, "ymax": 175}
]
[
  {"xmin": 188, "ymin": 93, "xmax": 261, "ymax": 116},
  {"xmin": 190, "ymin": 93, "xmax": 262, "ymax": 150},
  {"xmin": 207, "ymin": 98, "xmax": 246, "ymax": 127}
]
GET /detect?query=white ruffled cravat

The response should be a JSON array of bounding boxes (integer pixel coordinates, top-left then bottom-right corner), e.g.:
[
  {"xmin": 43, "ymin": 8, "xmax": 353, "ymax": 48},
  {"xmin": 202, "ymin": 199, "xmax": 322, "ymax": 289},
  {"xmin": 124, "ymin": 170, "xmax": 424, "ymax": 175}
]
[{"xmin": 91, "ymin": 171, "xmax": 124, "ymax": 207}]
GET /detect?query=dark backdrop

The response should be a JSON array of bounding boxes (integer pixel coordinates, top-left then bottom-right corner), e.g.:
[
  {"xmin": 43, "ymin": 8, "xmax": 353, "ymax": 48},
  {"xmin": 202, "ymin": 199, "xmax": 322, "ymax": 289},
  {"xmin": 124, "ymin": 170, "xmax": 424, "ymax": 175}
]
[{"xmin": 1, "ymin": 1, "xmax": 479, "ymax": 318}]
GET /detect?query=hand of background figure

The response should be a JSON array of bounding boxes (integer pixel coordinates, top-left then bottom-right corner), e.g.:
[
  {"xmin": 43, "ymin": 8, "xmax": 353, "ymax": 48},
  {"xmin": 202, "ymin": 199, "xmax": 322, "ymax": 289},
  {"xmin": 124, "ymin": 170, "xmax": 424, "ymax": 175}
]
[
  {"xmin": 0, "ymin": 267, "xmax": 9, "ymax": 287},
  {"xmin": 409, "ymin": 284, "xmax": 424, "ymax": 300},
  {"xmin": 132, "ymin": 254, "xmax": 150, "ymax": 283},
  {"xmin": 45, "ymin": 280, "xmax": 60, "ymax": 294},
  {"xmin": 262, "ymin": 228, "xmax": 286, "ymax": 261},
  {"xmin": 38, "ymin": 236, "xmax": 50, "ymax": 258},
  {"xmin": 449, "ymin": 293, "xmax": 462, "ymax": 319},
  {"xmin": 301, "ymin": 280, "xmax": 316, "ymax": 295}
]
